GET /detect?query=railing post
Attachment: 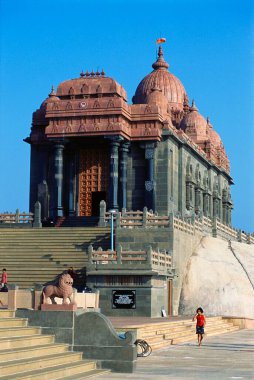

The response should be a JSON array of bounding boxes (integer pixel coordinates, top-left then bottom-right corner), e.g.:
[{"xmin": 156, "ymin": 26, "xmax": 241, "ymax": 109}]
[
  {"xmin": 142, "ymin": 207, "xmax": 148, "ymax": 228},
  {"xmin": 147, "ymin": 245, "xmax": 152, "ymax": 266},
  {"xmin": 212, "ymin": 217, "xmax": 217, "ymax": 238},
  {"xmin": 237, "ymin": 229, "xmax": 242, "ymax": 242},
  {"xmin": 8, "ymin": 284, "xmax": 19, "ymax": 310},
  {"xmin": 98, "ymin": 200, "xmax": 106, "ymax": 227},
  {"xmin": 116, "ymin": 244, "xmax": 122, "ymax": 264},
  {"xmin": 247, "ymin": 233, "xmax": 251, "ymax": 244},
  {"xmin": 116, "ymin": 211, "xmax": 121, "ymax": 228},
  {"xmin": 88, "ymin": 244, "xmax": 93, "ymax": 263},
  {"xmin": 15, "ymin": 209, "xmax": 19, "ymax": 223},
  {"xmin": 168, "ymin": 212, "xmax": 174, "ymax": 229},
  {"xmin": 33, "ymin": 201, "xmax": 42, "ymax": 228}
]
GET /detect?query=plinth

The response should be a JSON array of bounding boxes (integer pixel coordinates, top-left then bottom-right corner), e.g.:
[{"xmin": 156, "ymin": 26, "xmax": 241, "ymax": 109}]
[{"xmin": 41, "ymin": 303, "xmax": 77, "ymax": 311}]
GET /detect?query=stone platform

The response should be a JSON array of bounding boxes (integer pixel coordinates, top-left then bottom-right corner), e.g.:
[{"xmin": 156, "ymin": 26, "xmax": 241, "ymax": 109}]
[{"xmin": 98, "ymin": 329, "xmax": 254, "ymax": 379}]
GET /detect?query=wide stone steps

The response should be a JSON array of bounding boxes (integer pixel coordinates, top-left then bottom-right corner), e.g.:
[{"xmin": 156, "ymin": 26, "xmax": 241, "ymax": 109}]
[
  {"xmin": 0, "ymin": 310, "xmax": 109, "ymax": 379},
  {"xmin": 118, "ymin": 316, "xmax": 240, "ymax": 351},
  {"xmin": 0, "ymin": 227, "xmax": 110, "ymax": 287}
]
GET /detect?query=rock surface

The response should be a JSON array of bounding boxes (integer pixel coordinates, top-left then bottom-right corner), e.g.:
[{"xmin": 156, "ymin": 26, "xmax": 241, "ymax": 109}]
[{"xmin": 179, "ymin": 236, "xmax": 254, "ymax": 318}]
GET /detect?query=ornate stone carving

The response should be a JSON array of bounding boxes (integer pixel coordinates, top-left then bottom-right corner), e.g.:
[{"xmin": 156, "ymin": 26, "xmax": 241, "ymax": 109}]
[
  {"xmin": 66, "ymin": 102, "xmax": 73, "ymax": 110},
  {"xmin": 93, "ymin": 100, "xmax": 100, "ymax": 108},
  {"xmin": 145, "ymin": 180, "xmax": 154, "ymax": 192},
  {"xmin": 107, "ymin": 99, "xmax": 114, "ymax": 108},
  {"xmin": 145, "ymin": 148, "xmax": 154, "ymax": 159}
]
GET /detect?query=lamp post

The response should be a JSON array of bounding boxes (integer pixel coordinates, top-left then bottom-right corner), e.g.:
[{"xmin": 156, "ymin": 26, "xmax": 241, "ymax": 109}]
[{"xmin": 109, "ymin": 209, "xmax": 117, "ymax": 251}]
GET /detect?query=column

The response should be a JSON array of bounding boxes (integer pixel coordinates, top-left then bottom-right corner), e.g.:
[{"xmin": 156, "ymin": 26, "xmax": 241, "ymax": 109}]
[
  {"xmin": 203, "ymin": 192, "xmax": 211, "ymax": 217},
  {"xmin": 119, "ymin": 141, "xmax": 130, "ymax": 210},
  {"xmin": 52, "ymin": 142, "xmax": 65, "ymax": 218},
  {"xmin": 108, "ymin": 137, "xmax": 122, "ymax": 210},
  {"xmin": 144, "ymin": 143, "xmax": 156, "ymax": 211},
  {"xmin": 68, "ymin": 152, "xmax": 75, "ymax": 216},
  {"xmin": 195, "ymin": 187, "xmax": 201, "ymax": 215},
  {"xmin": 213, "ymin": 196, "xmax": 219, "ymax": 219}
]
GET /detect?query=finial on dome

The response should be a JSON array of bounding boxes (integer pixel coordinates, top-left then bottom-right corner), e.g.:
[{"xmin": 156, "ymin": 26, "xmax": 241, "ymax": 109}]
[
  {"xmin": 80, "ymin": 70, "xmax": 85, "ymax": 77},
  {"xmin": 49, "ymin": 85, "xmax": 56, "ymax": 97},
  {"xmin": 152, "ymin": 46, "xmax": 169, "ymax": 70},
  {"xmin": 191, "ymin": 99, "xmax": 198, "ymax": 111}
]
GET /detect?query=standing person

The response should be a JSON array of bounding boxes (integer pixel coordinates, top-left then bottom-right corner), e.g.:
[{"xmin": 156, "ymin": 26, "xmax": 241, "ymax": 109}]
[
  {"xmin": 1, "ymin": 268, "xmax": 7, "ymax": 288},
  {"xmin": 192, "ymin": 307, "xmax": 206, "ymax": 346}
]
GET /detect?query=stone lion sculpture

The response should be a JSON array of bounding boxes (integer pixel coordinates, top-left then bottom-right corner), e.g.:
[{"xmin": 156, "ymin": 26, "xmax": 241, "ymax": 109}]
[{"xmin": 43, "ymin": 273, "xmax": 75, "ymax": 305}]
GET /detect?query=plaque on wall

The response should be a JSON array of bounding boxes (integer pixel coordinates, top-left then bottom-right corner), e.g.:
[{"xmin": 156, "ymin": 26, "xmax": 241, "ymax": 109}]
[{"xmin": 112, "ymin": 290, "xmax": 136, "ymax": 309}]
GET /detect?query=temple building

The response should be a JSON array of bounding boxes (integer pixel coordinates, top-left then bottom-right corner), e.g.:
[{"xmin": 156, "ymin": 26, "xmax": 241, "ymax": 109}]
[{"xmin": 25, "ymin": 46, "xmax": 233, "ymax": 224}]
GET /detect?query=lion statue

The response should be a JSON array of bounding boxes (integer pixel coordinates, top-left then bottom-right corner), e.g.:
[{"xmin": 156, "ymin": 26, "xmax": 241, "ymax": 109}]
[{"xmin": 43, "ymin": 273, "xmax": 75, "ymax": 305}]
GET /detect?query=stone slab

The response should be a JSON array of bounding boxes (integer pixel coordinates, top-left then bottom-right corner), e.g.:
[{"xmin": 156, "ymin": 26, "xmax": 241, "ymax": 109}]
[
  {"xmin": 96, "ymin": 329, "xmax": 254, "ymax": 379},
  {"xmin": 41, "ymin": 303, "xmax": 77, "ymax": 311}
]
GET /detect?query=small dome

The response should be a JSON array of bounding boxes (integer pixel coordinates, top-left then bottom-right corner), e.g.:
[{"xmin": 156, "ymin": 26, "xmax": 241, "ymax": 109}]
[
  {"xmin": 179, "ymin": 100, "xmax": 207, "ymax": 139},
  {"xmin": 40, "ymin": 86, "xmax": 60, "ymax": 109},
  {"xmin": 56, "ymin": 73, "xmax": 127, "ymax": 101},
  {"xmin": 133, "ymin": 46, "xmax": 187, "ymax": 111},
  {"xmin": 207, "ymin": 117, "xmax": 222, "ymax": 147}
]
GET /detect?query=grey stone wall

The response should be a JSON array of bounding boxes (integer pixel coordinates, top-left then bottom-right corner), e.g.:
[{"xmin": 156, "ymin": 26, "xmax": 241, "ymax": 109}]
[{"xmin": 115, "ymin": 227, "xmax": 173, "ymax": 252}]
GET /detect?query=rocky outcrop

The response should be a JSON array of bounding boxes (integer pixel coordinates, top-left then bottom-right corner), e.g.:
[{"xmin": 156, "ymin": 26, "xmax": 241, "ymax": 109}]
[{"xmin": 179, "ymin": 236, "xmax": 254, "ymax": 318}]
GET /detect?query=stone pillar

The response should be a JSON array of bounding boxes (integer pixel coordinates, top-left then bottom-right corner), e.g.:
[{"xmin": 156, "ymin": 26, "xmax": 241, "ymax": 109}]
[
  {"xmin": 98, "ymin": 200, "xmax": 106, "ymax": 227},
  {"xmin": 33, "ymin": 201, "xmax": 42, "ymax": 228},
  {"xmin": 52, "ymin": 142, "xmax": 65, "ymax": 218},
  {"xmin": 144, "ymin": 143, "xmax": 156, "ymax": 211},
  {"xmin": 108, "ymin": 138, "xmax": 122, "ymax": 210},
  {"xmin": 213, "ymin": 195, "xmax": 219, "ymax": 219},
  {"xmin": 195, "ymin": 187, "xmax": 201, "ymax": 215},
  {"xmin": 38, "ymin": 180, "xmax": 49, "ymax": 221},
  {"xmin": 8, "ymin": 284, "xmax": 19, "ymax": 310},
  {"xmin": 119, "ymin": 142, "xmax": 130, "ymax": 210},
  {"xmin": 68, "ymin": 153, "xmax": 75, "ymax": 216},
  {"xmin": 203, "ymin": 193, "xmax": 209, "ymax": 216}
]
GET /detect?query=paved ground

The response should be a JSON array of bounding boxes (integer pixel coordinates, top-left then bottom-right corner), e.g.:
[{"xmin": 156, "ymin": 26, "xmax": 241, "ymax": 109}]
[{"xmin": 99, "ymin": 329, "xmax": 254, "ymax": 380}]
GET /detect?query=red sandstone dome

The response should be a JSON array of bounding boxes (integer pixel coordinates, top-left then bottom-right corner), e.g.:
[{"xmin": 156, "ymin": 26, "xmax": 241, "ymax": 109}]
[
  {"xmin": 180, "ymin": 100, "xmax": 208, "ymax": 140},
  {"xmin": 56, "ymin": 71, "xmax": 127, "ymax": 101},
  {"xmin": 132, "ymin": 46, "xmax": 187, "ymax": 111}
]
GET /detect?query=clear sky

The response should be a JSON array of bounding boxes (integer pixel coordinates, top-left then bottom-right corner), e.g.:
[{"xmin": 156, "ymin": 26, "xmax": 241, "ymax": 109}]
[{"xmin": 0, "ymin": 0, "xmax": 253, "ymax": 231}]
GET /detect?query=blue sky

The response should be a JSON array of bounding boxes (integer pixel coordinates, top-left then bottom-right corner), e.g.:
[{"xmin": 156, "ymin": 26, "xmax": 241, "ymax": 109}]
[{"xmin": 0, "ymin": 0, "xmax": 253, "ymax": 231}]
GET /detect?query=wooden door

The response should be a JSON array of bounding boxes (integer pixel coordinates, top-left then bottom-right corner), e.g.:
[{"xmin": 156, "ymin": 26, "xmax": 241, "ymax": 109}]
[{"xmin": 79, "ymin": 149, "xmax": 109, "ymax": 216}]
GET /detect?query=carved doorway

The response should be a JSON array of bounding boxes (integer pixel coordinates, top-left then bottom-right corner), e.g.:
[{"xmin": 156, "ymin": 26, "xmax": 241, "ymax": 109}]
[{"xmin": 79, "ymin": 149, "xmax": 109, "ymax": 216}]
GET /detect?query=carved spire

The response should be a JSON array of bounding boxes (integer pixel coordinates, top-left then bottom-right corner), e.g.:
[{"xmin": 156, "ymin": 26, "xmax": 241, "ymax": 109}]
[
  {"xmin": 80, "ymin": 70, "xmax": 85, "ymax": 77},
  {"xmin": 152, "ymin": 46, "xmax": 169, "ymax": 70},
  {"xmin": 190, "ymin": 99, "xmax": 198, "ymax": 112},
  {"xmin": 101, "ymin": 68, "xmax": 105, "ymax": 76},
  {"xmin": 49, "ymin": 85, "xmax": 56, "ymax": 97}
]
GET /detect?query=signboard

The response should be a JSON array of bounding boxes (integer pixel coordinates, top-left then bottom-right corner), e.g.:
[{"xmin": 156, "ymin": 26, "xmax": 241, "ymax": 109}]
[{"xmin": 112, "ymin": 290, "xmax": 136, "ymax": 309}]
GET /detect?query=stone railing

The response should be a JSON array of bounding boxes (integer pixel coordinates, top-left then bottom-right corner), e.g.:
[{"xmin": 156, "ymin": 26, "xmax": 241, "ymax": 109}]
[
  {"xmin": 0, "ymin": 209, "xmax": 33, "ymax": 224},
  {"xmin": 98, "ymin": 201, "xmax": 253, "ymax": 244},
  {"xmin": 87, "ymin": 244, "xmax": 173, "ymax": 275},
  {"xmin": 0, "ymin": 201, "xmax": 42, "ymax": 228}
]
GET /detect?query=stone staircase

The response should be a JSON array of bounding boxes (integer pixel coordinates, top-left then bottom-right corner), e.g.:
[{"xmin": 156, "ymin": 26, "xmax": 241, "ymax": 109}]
[
  {"xmin": 0, "ymin": 309, "xmax": 109, "ymax": 379},
  {"xmin": 116, "ymin": 316, "xmax": 240, "ymax": 350},
  {"xmin": 0, "ymin": 227, "xmax": 110, "ymax": 288}
]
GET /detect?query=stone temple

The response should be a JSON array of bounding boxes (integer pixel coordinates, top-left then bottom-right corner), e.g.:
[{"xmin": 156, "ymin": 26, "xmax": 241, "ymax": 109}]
[{"xmin": 25, "ymin": 46, "xmax": 233, "ymax": 224}]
